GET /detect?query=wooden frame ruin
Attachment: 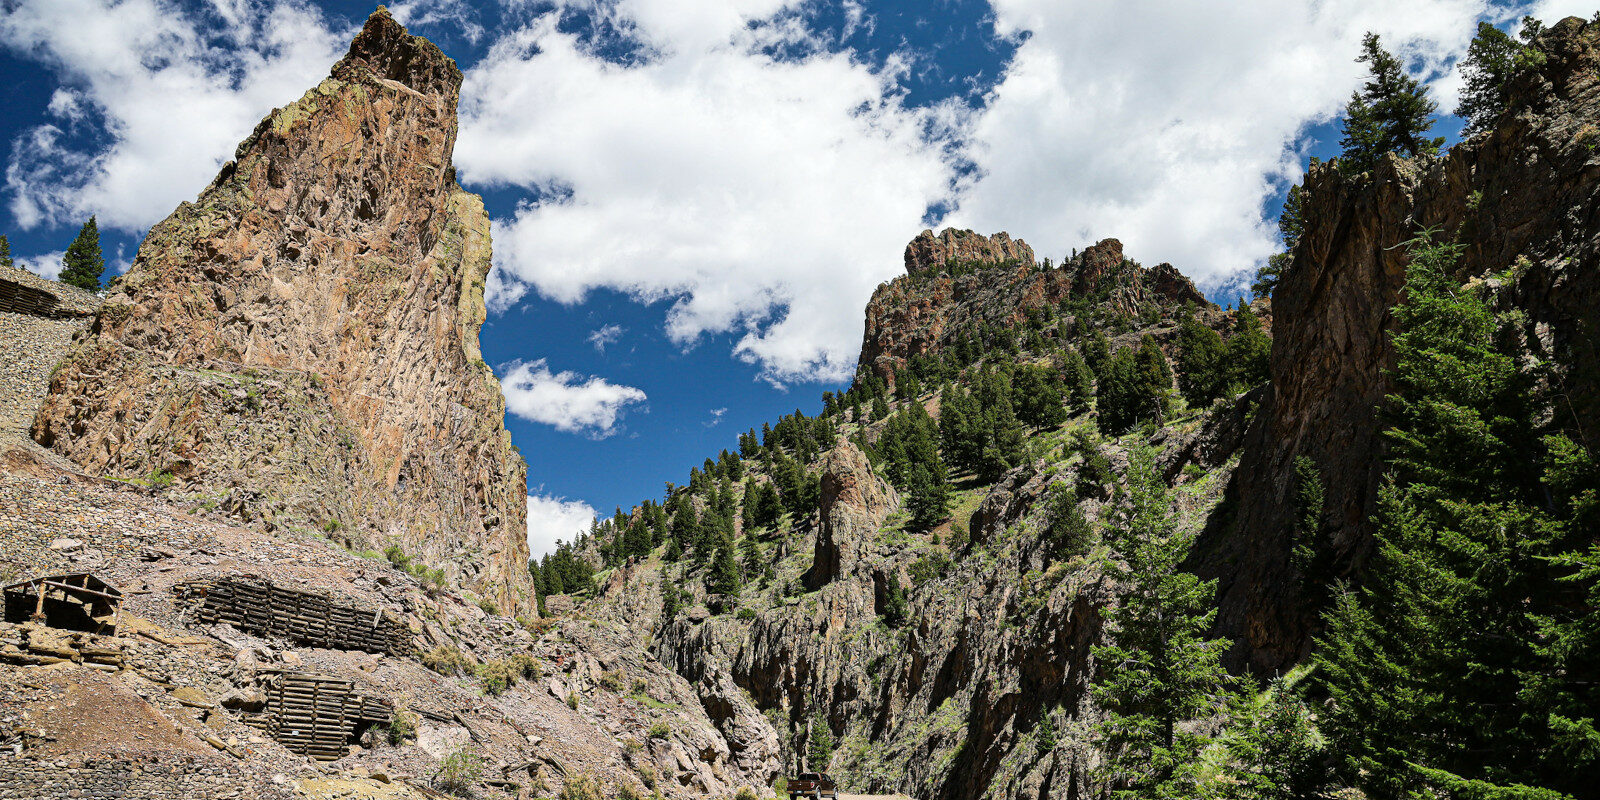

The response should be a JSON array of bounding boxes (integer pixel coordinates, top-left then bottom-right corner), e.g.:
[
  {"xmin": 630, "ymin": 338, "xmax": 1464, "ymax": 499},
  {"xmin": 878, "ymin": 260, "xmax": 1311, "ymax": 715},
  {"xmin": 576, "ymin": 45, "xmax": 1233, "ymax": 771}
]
[{"xmin": 2, "ymin": 573, "xmax": 123, "ymax": 635}]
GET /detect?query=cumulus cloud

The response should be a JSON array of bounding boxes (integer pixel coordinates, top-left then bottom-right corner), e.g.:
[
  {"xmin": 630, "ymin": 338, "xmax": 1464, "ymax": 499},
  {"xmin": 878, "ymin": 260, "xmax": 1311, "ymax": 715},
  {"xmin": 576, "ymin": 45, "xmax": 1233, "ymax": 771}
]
[
  {"xmin": 500, "ymin": 359, "xmax": 647, "ymax": 437},
  {"xmin": 15, "ymin": 250, "xmax": 65, "ymax": 281},
  {"xmin": 459, "ymin": 0, "xmax": 963, "ymax": 383},
  {"xmin": 526, "ymin": 493, "xmax": 595, "ymax": 558},
  {"xmin": 947, "ymin": 0, "xmax": 1490, "ymax": 290},
  {"xmin": 0, "ymin": 0, "xmax": 347, "ymax": 232},
  {"xmin": 587, "ymin": 324, "xmax": 625, "ymax": 352}
]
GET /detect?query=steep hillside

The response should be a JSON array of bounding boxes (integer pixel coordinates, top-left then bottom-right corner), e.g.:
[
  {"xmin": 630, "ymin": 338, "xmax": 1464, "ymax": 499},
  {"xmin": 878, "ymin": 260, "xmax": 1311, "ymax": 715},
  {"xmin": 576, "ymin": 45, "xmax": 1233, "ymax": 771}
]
[
  {"xmin": 555, "ymin": 229, "xmax": 1264, "ymax": 800},
  {"xmin": 31, "ymin": 10, "xmax": 532, "ymax": 611}
]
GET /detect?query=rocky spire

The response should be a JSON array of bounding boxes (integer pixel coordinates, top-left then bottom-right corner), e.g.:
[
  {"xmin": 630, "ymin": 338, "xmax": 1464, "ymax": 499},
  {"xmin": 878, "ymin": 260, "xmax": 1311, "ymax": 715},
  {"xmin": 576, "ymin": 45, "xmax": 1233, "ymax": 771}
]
[{"xmin": 34, "ymin": 9, "xmax": 534, "ymax": 612}]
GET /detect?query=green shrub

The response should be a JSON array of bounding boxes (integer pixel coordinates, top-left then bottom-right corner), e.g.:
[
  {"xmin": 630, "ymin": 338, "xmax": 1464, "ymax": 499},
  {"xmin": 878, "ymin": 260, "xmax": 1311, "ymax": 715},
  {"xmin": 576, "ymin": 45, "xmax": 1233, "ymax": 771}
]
[
  {"xmin": 631, "ymin": 677, "xmax": 649, "ymax": 694},
  {"xmin": 566, "ymin": 691, "xmax": 579, "ymax": 710},
  {"xmin": 477, "ymin": 597, "xmax": 501, "ymax": 616},
  {"xmin": 734, "ymin": 788, "xmax": 761, "ymax": 800},
  {"xmin": 560, "ymin": 773, "xmax": 603, "ymax": 800},
  {"xmin": 387, "ymin": 707, "xmax": 418, "ymax": 745},
  {"xmin": 617, "ymin": 783, "xmax": 645, "ymax": 800},
  {"xmin": 146, "ymin": 470, "xmax": 175, "ymax": 489},
  {"xmin": 433, "ymin": 747, "xmax": 483, "ymax": 797},
  {"xmin": 599, "ymin": 670, "xmax": 626, "ymax": 692},
  {"xmin": 648, "ymin": 721, "xmax": 671, "ymax": 740},
  {"xmin": 476, "ymin": 653, "xmax": 541, "ymax": 696},
  {"xmin": 421, "ymin": 645, "xmax": 473, "ymax": 677},
  {"xmin": 736, "ymin": 607, "xmax": 757, "ymax": 621}
]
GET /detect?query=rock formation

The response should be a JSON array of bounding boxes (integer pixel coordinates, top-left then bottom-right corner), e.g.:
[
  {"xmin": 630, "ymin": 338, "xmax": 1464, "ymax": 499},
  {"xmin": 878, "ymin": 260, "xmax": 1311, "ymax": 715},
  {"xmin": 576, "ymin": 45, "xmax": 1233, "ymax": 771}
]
[
  {"xmin": 31, "ymin": 10, "xmax": 533, "ymax": 611},
  {"xmin": 1197, "ymin": 15, "xmax": 1600, "ymax": 670},
  {"xmin": 861, "ymin": 233, "xmax": 1212, "ymax": 387},
  {"xmin": 903, "ymin": 228, "xmax": 1035, "ymax": 275}
]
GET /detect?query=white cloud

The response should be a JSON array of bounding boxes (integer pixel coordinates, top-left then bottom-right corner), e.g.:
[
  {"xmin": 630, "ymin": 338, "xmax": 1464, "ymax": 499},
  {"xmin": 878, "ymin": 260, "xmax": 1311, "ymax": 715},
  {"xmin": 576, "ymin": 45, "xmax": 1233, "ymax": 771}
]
[
  {"xmin": 16, "ymin": 250, "xmax": 65, "ymax": 281},
  {"xmin": 526, "ymin": 493, "xmax": 595, "ymax": 558},
  {"xmin": 460, "ymin": 0, "xmax": 964, "ymax": 383},
  {"xmin": 500, "ymin": 359, "xmax": 647, "ymax": 437},
  {"xmin": 587, "ymin": 324, "xmax": 625, "ymax": 352},
  {"xmin": 704, "ymin": 407, "xmax": 728, "ymax": 427},
  {"xmin": 0, "ymin": 0, "xmax": 347, "ymax": 232},
  {"xmin": 947, "ymin": 0, "xmax": 1490, "ymax": 290}
]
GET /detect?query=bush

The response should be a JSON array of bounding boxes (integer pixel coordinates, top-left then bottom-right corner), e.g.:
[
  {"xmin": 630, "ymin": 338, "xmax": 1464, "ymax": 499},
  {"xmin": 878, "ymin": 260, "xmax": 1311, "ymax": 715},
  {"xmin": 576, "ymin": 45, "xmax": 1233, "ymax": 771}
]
[
  {"xmin": 734, "ymin": 788, "xmax": 761, "ymax": 800},
  {"xmin": 476, "ymin": 597, "xmax": 501, "ymax": 616},
  {"xmin": 433, "ymin": 747, "xmax": 484, "ymax": 797},
  {"xmin": 422, "ymin": 645, "xmax": 473, "ymax": 677},
  {"xmin": 617, "ymin": 783, "xmax": 645, "ymax": 800},
  {"xmin": 648, "ymin": 721, "xmax": 672, "ymax": 740},
  {"xmin": 146, "ymin": 470, "xmax": 175, "ymax": 489},
  {"xmin": 736, "ymin": 607, "xmax": 757, "ymax": 621},
  {"xmin": 560, "ymin": 773, "xmax": 603, "ymax": 800},
  {"xmin": 1043, "ymin": 484, "xmax": 1094, "ymax": 557},
  {"xmin": 566, "ymin": 691, "xmax": 579, "ymax": 710},
  {"xmin": 387, "ymin": 708, "xmax": 418, "ymax": 745},
  {"xmin": 477, "ymin": 653, "xmax": 541, "ymax": 696},
  {"xmin": 599, "ymin": 670, "xmax": 626, "ymax": 692}
]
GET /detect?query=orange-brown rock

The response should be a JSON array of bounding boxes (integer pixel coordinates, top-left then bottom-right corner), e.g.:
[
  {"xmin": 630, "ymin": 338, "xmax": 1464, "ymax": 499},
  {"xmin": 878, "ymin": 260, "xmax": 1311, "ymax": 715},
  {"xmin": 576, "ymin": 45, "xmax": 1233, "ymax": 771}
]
[
  {"xmin": 861, "ymin": 234, "xmax": 1211, "ymax": 387},
  {"xmin": 31, "ymin": 10, "xmax": 532, "ymax": 612}
]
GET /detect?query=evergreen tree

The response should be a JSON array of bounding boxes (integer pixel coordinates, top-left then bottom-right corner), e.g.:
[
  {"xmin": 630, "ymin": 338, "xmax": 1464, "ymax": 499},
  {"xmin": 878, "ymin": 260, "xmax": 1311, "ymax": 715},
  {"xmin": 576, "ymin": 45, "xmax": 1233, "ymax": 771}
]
[
  {"xmin": 0, "ymin": 234, "xmax": 12, "ymax": 269},
  {"xmin": 905, "ymin": 463, "xmax": 950, "ymax": 530},
  {"xmin": 1225, "ymin": 302, "xmax": 1271, "ymax": 391},
  {"xmin": 708, "ymin": 544, "xmax": 742, "ymax": 603},
  {"xmin": 1314, "ymin": 232, "xmax": 1600, "ymax": 797},
  {"xmin": 1043, "ymin": 484, "xmax": 1093, "ymax": 558},
  {"xmin": 1096, "ymin": 347, "xmax": 1142, "ymax": 435},
  {"xmin": 808, "ymin": 718, "xmax": 835, "ymax": 771},
  {"xmin": 1338, "ymin": 33, "xmax": 1443, "ymax": 175},
  {"xmin": 882, "ymin": 575, "xmax": 908, "ymax": 628},
  {"xmin": 1083, "ymin": 329, "xmax": 1111, "ymax": 378},
  {"xmin": 1014, "ymin": 364, "xmax": 1068, "ymax": 428},
  {"xmin": 59, "ymin": 217, "xmax": 105, "ymax": 291},
  {"xmin": 1062, "ymin": 348, "xmax": 1094, "ymax": 414},
  {"xmin": 1456, "ymin": 18, "xmax": 1545, "ymax": 135},
  {"xmin": 1175, "ymin": 308, "xmax": 1226, "ymax": 407},
  {"xmin": 1224, "ymin": 677, "xmax": 1327, "ymax": 800},
  {"xmin": 1253, "ymin": 181, "xmax": 1310, "ymax": 298},
  {"xmin": 1092, "ymin": 445, "xmax": 1236, "ymax": 797}
]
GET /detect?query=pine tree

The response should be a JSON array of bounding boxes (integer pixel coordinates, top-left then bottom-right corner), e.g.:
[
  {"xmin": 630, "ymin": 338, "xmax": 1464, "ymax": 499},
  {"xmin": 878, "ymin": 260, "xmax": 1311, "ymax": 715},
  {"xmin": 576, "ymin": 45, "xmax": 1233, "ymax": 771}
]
[
  {"xmin": 882, "ymin": 575, "xmax": 908, "ymax": 628},
  {"xmin": 1176, "ymin": 309, "xmax": 1226, "ymax": 407},
  {"xmin": 1083, "ymin": 329, "xmax": 1111, "ymax": 378},
  {"xmin": 1314, "ymin": 232, "xmax": 1600, "ymax": 797},
  {"xmin": 0, "ymin": 234, "xmax": 12, "ymax": 269},
  {"xmin": 1063, "ymin": 348, "xmax": 1094, "ymax": 414},
  {"xmin": 1014, "ymin": 364, "xmax": 1068, "ymax": 428},
  {"xmin": 708, "ymin": 544, "xmax": 742, "ymax": 604},
  {"xmin": 905, "ymin": 463, "xmax": 950, "ymax": 530},
  {"xmin": 1224, "ymin": 677, "xmax": 1327, "ymax": 800},
  {"xmin": 1338, "ymin": 33, "xmax": 1443, "ymax": 175},
  {"xmin": 59, "ymin": 216, "xmax": 105, "ymax": 291},
  {"xmin": 1133, "ymin": 335, "xmax": 1172, "ymax": 423},
  {"xmin": 1456, "ymin": 18, "xmax": 1545, "ymax": 135},
  {"xmin": 1092, "ymin": 445, "xmax": 1236, "ymax": 796},
  {"xmin": 1096, "ymin": 347, "xmax": 1141, "ymax": 435},
  {"xmin": 1225, "ymin": 302, "xmax": 1271, "ymax": 391}
]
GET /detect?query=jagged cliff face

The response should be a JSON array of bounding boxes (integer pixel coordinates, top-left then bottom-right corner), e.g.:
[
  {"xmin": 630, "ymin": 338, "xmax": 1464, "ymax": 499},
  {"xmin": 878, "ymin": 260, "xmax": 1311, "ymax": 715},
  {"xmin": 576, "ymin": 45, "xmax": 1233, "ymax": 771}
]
[
  {"xmin": 32, "ymin": 11, "xmax": 532, "ymax": 611},
  {"xmin": 861, "ymin": 233, "xmax": 1210, "ymax": 388},
  {"xmin": 1198, "ymin": 16, "xmax": 1600, "ymax": 670}
]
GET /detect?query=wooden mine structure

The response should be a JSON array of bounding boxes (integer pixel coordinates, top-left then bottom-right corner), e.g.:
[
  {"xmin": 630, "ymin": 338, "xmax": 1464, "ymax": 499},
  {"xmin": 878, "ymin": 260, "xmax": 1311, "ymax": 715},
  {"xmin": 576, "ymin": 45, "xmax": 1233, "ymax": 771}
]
[
  {"xmin": 182, "ymin": 576, "xmax": 410, "ymax": 655},
  {"xmin": 241, "ymin": 670, "xmax": 393, "ymax": 760},
  {"xmin": 2, "ymin": 573, "xmax": 123, "ymax": 634}
]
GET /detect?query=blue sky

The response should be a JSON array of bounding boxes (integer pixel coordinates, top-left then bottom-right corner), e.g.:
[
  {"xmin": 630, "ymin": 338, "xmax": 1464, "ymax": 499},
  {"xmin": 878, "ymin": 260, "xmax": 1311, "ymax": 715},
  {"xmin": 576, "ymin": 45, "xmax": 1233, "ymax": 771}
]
[{"xmin": 0, "ymin": 0, "xmax": 1575, "ymax": 555}]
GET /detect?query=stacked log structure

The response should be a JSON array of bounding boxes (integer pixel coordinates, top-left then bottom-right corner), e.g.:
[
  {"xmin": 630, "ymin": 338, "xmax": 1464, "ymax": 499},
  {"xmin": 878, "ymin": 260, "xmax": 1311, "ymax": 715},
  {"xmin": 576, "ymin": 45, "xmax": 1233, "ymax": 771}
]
[
  {"xmin": 180, "ymin": 577, "xmax": 410, "ymax": 655},
  {"xmin": 241, "ymin": 670, "xmax": 392, "ymax": 760}
]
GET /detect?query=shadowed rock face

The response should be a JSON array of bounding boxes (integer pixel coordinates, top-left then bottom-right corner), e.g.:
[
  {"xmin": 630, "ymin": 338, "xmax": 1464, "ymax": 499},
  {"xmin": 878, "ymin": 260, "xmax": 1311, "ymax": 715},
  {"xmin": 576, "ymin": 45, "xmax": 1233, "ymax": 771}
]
[
  {"xmin": 32, "ymin": 9, "xmax": 533, "ymax": 612},
  {"xmin": 1195, "ymin": 15, "xmax": 1600, "ymax": 671}
]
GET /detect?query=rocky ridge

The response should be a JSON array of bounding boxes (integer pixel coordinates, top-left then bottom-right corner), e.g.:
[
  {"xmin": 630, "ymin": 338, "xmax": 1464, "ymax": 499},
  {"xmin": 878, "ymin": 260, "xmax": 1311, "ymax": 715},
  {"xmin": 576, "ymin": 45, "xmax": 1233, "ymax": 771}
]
[{"xmin": 31, "ymin": 10, "xmax": 532, "ymax": 612}]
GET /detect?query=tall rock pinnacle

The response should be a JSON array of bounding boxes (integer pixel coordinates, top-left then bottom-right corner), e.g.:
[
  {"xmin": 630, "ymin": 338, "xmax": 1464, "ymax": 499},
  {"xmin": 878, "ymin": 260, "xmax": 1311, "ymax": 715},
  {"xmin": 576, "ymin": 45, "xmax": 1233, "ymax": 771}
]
[{"xmin": 33, "ymin": 9, "xmax": 534, "ymax": 611}]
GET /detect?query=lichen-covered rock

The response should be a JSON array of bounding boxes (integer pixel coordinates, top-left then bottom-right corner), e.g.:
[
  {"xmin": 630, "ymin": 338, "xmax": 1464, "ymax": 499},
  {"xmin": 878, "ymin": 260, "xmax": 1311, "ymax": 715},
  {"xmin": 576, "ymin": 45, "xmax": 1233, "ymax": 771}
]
[{"xmin": 31, "ymin": 9, "xmax": 532, "ymax": 612}]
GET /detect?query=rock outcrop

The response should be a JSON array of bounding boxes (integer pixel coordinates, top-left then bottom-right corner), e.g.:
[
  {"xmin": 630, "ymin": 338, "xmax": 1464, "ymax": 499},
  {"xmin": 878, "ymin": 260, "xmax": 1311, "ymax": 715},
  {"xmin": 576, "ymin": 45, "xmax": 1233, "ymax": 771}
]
[
  {"xmin": 807, "ymin": 440, "xmax": 899, "ymax": 588},
  {"xmin": 31, "ymin": 10, "xmax": 532, "ymax": 611},
  {"xmin": 861, "ymin": 234, "xmax": 1213, "ymax": 387},
  {"xmin": 1196, "ymin": 15, "xmax": 1600, "ymax": 670},
  {"xmin": 903, "ymin": 228, "xmax": 1035, "ymax": 275}
]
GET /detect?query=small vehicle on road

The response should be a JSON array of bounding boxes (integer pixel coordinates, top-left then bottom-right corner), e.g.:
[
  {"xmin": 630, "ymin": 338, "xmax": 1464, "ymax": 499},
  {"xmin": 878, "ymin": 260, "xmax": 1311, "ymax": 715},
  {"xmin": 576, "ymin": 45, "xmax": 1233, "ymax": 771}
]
[{"xmin": 787, "ymin": 772, "xmax": 838, "ymax": 799}]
